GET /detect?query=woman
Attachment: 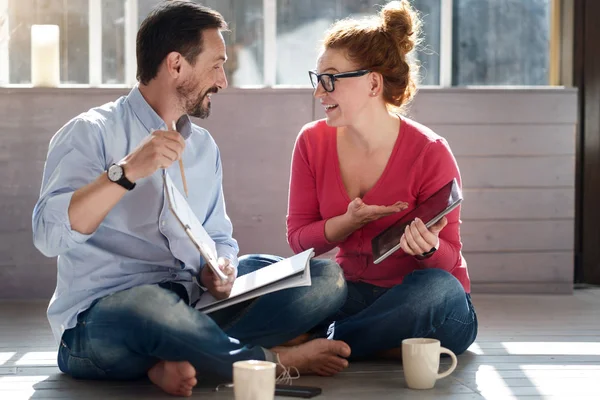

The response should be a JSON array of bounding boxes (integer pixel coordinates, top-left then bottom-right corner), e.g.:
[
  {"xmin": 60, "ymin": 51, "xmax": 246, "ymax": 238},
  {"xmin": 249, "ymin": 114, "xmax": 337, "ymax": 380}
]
[{"xmin": 286, "ymin": 0, "xmax": 477, "ymax": 359}]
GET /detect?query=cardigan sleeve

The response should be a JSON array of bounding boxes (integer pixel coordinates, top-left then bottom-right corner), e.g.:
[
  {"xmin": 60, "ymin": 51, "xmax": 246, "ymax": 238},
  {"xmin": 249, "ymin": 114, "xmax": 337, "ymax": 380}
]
[
  {"xmin": 286, "ymin": 129, "xmax": 338, "ymax": 256},
  {"xmin": 414, "ymin": 138, "xmax": 464, "ymax": 272}
]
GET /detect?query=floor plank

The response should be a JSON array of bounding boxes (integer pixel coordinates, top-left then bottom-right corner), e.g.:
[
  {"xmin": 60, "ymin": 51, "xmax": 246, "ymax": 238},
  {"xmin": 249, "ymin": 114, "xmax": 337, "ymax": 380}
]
[{"xmin": 1, "ymin": 289, "xmax": 599, "ymax": 399}]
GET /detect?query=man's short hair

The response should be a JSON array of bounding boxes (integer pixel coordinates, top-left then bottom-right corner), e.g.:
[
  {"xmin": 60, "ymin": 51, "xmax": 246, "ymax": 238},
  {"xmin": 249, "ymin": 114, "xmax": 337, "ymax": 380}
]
[{"xmin": 136, "ymin": 1, "xmax": 227, "ymax": 85}]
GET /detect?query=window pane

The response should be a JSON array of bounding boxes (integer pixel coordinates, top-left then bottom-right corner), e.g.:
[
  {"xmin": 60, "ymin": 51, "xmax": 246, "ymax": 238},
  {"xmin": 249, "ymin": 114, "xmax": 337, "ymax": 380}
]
[
  {"xmin": 452, "ymin": 0, "xmax": 551, "ymax": 86},
  {"xmin": 102, "ymin": 0, "xmax": 125, "ymax": 84},
  {"xmin": 138, "ymin": 0, "xmax": 264, "ymax": 87},
  {"xmin": 276, "ymin": 0, "xmax": 441, "ymax": 86},
  {"xmin": 8, "ymin": 0, "xmax": 89, "ymax": 84},
  {"xmin": 412, "ymin": 0, "xmax": 440, "ymax": 86}
]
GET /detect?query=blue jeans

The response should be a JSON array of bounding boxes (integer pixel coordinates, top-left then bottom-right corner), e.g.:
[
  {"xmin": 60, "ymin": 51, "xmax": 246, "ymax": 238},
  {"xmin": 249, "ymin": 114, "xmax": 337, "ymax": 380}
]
[
  {"xmin": 327, "ymin": 269, "xmax": 477, "ymax": 359},
  {"xmin": 57, "ymin": 255, "xmax": 347, "ymax": 381}
]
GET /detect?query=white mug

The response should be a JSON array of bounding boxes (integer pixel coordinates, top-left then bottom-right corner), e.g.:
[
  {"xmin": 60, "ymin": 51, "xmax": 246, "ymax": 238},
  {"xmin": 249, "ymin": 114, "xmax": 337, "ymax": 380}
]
[
  {"xmin": 233, "ymin": 360, "xmax": 276, "ymax": 400},
  {"xmin": 401, "ymin": 338, "xmax": 458, "ymax": 389}
]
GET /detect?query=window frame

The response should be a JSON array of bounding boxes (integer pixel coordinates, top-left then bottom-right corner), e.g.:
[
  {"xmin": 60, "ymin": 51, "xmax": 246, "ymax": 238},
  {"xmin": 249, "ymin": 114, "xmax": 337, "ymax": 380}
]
[
  {"xmin": 0, "ymin": 0, "xmax": 571, "ymax": 88},
  {"xmin": 0, "ymin": 0, "xmax": 9, "ymax": 85}
]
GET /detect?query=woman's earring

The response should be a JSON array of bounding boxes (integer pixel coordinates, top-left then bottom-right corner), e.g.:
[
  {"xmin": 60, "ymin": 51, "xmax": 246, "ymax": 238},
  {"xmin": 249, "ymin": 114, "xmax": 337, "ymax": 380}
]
[{"xmin": 371, "ymin": 92, "xmax": 376, "ymax": 96}]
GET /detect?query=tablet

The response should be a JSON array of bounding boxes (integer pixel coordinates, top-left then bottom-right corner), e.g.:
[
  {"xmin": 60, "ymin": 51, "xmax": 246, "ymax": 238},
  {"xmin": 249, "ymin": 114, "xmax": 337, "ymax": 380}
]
[{"xmin": 371, "ymin": 178, "xmax": 463, "ymax": 264}]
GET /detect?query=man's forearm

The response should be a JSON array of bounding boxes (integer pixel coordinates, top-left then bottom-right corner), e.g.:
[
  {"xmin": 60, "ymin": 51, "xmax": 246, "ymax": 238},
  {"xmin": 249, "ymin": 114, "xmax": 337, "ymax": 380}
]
[
  {"xmin": 324, "ymin": 213, "xmax": 362, "ymax": 243},
  {"xmin": 68, "ymin": 173, "xmax": 127, "ymax": 234}
]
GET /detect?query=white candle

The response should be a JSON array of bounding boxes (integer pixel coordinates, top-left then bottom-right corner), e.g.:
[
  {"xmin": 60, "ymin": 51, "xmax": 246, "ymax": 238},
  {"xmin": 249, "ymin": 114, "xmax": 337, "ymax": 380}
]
[{"xmin": 31, "ymin": 25, "xmax": 60, "ymax": 87}]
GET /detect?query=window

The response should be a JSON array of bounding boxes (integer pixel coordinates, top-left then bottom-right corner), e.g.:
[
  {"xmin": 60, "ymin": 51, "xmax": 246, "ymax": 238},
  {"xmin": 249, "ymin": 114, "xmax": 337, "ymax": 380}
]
[
  {"xmin": 102, "ymin": 0, "xmax": 125, "ymax": 84},
  {"xmin": 137, "ymin": 0, "xmax": 264, "ymax": 87},
  {"xmin": 2, "ymin": 0, "xmax": 557, "ymax": 87},
  {"xmin": 452, "ymin": 0, "xmax": 551, "ymax": 86},
  {"xmin": 275, "ymin": 0, "xmax": 441, "ymax": 86},
  {"xmin": 8, "ymin": 0, "xmax": 89, "ymax": 84}
]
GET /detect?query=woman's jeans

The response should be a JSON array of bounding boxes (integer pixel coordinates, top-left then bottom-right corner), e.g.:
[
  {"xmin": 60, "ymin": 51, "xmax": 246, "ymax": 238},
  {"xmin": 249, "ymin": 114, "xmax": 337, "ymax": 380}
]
[{"xmin": 327, "ymin": 268, "xmax": 478, "ymax": 359}]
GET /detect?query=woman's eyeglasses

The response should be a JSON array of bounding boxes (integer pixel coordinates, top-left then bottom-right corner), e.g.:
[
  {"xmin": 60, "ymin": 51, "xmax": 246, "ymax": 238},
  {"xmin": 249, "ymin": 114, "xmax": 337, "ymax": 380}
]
[{"xmin": 308, "ymin": 69, "xmax": 371, "ymax": 92}]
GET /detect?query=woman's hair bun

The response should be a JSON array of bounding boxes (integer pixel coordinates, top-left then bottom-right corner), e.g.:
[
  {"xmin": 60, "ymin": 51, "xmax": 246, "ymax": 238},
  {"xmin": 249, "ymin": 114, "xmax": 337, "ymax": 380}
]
[{"xmin": 380, "ymin": 0, "xmax": 420, "ymax": 55}]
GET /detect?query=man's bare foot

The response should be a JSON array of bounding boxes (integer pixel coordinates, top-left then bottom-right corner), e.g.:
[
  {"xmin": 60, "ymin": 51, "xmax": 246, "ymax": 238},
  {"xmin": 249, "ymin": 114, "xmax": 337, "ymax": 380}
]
[
  {"xmin": 148, "ymin": 360, "xmax": 197, "ymax": 397},
  {"xmin": 280, "ymin": 333, "xmax": 311, "ymax": 347},
  {"xmin": 377, "ymin": 347, "xmax": 402, "ymax": 360},
  {"xmin": 273, "ymin": 338, "xmax": 351, "ymax": 377}
]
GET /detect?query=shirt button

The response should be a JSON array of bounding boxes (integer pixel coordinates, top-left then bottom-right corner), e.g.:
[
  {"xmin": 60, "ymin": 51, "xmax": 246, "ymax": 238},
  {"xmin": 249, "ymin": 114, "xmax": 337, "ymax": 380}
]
[
  {"xmin": 171, "ymin": 273, "xmax": 177, "ymax": 279},
  {"xmin": 161, "ymin": 220, "xmax": 166, "ymax": 226}
]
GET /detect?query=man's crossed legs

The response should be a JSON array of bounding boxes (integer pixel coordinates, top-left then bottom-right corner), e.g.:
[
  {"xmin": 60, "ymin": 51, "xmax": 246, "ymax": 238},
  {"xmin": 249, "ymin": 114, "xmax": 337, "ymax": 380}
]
[{"xmin": 57, "ymin": 256, "xmax": 350, "ymax": 396}]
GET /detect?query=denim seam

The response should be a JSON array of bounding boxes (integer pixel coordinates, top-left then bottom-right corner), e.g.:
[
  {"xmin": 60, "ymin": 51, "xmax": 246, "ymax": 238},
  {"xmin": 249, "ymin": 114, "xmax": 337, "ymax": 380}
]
[
  {"xmin": 63, "ymin": 322, "xmax": 108, "ymax": 376},
  {"xmin": 446, "ymin": 314, "xmax": 476, "ymax": 325},
  {"xmin": 446, "ymin": 302, "xmax": 478, "ymax": 326},
  {"xmin": 414, "ymin": 316, "xmax": 448, "ymax": 339},
  {"xmin": 81, "ymin": 312, "xmax": 112, "ymax": 373},
  {"xmin": 65, "ymin": 352, "xmax": 107, "ymax": 377},
  {"xmin": 414, "ymin": 308, "xmax": 476, "ymax": 338}
]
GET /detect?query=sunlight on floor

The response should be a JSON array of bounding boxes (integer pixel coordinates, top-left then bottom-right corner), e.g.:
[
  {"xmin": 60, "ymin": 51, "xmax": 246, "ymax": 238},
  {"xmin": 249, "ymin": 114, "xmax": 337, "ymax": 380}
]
[
  {"xmin": 15, "ymin": 352, "xmax": 56, "ymax": 366},
  {"xmin": 501, "ymin": 342, "xmax": 600, "ymax": 356},
  {"xmin": 0, "ymin": 375, "xmax": 47, "ymax": 400},
  {"xmin": 469, "ymin": 341, "xmax": 600, "ymax": 400},
  {"xmin": 467, "ymin": 342, "xmax": 485, "ymax": 355},
  {"xmin": 476, "ymin": 364, "xmax": 600, "ymax": 399},
  {"xmin": 0, "ymin": 352, "xmax": 16, "ymax": 366},
  {"xmin": 476, "ymin": 365, "xmax": 514, "ymax": 399}
]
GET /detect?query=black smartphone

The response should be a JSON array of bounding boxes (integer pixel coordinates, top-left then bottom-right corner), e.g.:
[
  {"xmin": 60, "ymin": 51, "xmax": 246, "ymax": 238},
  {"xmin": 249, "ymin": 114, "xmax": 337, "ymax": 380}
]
[{"xmin": 275, "ymin": 384, "xmax": 322, "ymax": 398}]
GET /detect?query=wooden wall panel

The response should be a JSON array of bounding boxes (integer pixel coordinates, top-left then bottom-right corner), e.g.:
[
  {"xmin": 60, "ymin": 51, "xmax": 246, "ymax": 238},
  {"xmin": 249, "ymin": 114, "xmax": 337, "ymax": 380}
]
[{"xmin": 0, "ymin": 87, "xmax": 578, "ymax": 298}]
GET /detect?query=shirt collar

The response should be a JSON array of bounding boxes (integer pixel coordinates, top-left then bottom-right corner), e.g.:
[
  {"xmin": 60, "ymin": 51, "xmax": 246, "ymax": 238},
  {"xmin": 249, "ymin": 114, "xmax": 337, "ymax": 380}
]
[{"xmin": 126, "ymin": 84, "xmax": 193, "ymax": 140}]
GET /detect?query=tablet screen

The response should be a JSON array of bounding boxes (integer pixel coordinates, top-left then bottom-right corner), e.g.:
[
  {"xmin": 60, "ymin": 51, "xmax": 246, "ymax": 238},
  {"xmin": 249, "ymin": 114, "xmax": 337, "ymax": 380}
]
[{"xmin": 371, "ymin": 178, "xmax": 462, "ymax": 264}]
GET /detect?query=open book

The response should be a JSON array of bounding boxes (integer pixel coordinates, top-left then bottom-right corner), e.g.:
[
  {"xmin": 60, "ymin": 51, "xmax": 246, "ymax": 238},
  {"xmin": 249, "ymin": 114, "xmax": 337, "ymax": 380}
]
[
  {"xmin": 162, "ymin": 170, "xmax": 314, "ymax": 313},
  {"xmin": 195, "ymin": 248, "xmax": 313, "ymax": 313}
]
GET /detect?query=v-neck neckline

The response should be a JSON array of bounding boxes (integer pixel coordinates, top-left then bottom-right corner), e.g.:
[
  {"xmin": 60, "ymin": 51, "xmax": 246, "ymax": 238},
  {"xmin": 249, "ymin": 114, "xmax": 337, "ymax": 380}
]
[{"xmin": 332, "ymin": 116, "xmax": 405, "ymax": 203}]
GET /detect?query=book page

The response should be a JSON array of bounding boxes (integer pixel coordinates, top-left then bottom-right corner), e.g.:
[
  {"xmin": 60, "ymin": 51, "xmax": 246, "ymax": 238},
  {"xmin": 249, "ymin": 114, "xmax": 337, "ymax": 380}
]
[
  {"xmin": 162, "ymin": 171, "xmax": 220, "ymax": 273},
  {"xmin": 195, "ymin": 248, "xmax": 314, "ymax": 313}
]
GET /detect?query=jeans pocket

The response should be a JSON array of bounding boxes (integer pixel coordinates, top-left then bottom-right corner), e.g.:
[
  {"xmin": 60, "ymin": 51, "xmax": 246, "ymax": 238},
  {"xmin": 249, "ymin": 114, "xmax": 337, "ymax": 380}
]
[
  {"xmin": 60, "ymin": 327, "xmax": 107, "ymax": 380},
  {"xmin": 65, "ymin": 353, "xmax": 107, "ymax": 380}
]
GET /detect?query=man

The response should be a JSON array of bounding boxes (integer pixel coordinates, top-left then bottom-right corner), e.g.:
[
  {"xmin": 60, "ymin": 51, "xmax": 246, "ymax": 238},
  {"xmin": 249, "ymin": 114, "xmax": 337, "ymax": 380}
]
[{"xmin": 32, "ymin": 1, "xmax": 350, "ymax": 397}]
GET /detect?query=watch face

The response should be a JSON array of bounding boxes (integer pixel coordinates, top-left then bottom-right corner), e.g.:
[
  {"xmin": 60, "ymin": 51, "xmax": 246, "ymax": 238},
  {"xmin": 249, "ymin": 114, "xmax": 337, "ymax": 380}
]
[{"xmin": 108, "ymin": 164, "xmax": 123, "ymax": 181}]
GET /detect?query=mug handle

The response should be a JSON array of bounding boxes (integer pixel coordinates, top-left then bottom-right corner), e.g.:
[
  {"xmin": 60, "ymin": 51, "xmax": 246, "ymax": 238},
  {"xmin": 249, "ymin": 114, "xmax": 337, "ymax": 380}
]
[{"xmin": 437, "ymin": 347, "xmax": 457, "ymax": 379}]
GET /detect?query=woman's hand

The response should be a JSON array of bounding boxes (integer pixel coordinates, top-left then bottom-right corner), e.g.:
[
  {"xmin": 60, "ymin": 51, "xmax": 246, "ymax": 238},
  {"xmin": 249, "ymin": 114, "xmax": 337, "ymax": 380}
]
[
  {"xmin": 325, "ymin": 198, "xmax": 408, "ymax": 243},
  {"xmin": 400, "ymin": 217, "xmax": 448, "ymax": 258},
  {"xmin": 346, "ymin": 198, "xmax": 408, "ymax": 228}
]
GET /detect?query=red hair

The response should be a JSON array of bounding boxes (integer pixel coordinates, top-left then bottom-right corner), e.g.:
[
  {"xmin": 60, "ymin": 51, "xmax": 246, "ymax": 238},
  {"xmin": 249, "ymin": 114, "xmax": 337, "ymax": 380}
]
[{"xmin": 323, "ymin": 0, "xmax": 422, "ymax": 112}]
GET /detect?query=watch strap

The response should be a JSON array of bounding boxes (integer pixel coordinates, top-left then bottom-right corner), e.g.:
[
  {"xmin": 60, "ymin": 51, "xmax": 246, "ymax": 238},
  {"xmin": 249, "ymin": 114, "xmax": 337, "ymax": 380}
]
[
  {"xmin": 108, "ymin": 163, "xmax": 136, "ymax": 191},
  {"xmin": 116, "ymin": 174, "xmax": 136, "ymax": 191},
  {"xmin": 416, "ymin": 246, "xmax": 437, "ymax": 260}
]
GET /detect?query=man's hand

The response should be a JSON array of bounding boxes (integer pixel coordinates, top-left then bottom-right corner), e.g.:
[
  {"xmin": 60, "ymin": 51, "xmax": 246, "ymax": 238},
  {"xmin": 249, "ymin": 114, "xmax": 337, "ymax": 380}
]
[
  {"xmin": 119, "ymin": 128, "xmax": 185, "ymax": 182},
  {"xmin": 200, "ymin": 258, "xmax": 236, "ymax": 300}
]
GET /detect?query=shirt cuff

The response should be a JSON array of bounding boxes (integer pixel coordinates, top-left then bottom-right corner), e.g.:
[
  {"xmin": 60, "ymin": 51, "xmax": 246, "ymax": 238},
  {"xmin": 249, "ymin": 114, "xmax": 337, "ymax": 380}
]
[
  {"xmin": 45, "ymin": 191, "xmax": 94, "ymax": 245},
  {"xmin": 215, "ymin": 243, "xmax": 239, "ymax": 276}
]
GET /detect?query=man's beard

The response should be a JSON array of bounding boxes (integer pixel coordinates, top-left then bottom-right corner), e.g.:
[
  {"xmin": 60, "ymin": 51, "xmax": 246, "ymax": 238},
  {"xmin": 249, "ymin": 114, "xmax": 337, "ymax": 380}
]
[{"xmin": 177, "ymin": 80, "xmax": 219, "ymax": 119}]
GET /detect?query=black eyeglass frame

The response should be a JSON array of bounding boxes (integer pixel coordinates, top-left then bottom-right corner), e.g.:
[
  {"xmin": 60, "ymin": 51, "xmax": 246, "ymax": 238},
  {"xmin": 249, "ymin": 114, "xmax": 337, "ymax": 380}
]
[{"xmin": 308, "ymin": 69, "xmax": 371, "ymax": 92}]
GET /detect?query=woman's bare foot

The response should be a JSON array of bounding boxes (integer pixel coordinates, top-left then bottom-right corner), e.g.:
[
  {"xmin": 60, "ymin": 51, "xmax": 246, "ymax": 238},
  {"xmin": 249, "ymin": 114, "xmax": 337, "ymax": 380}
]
[
  {"xmin": 273, "ymin": 338, "xmax": 351, "ymax": 377},
  {"xmin": 147, "ymin": 360, "xmax": 197, "ymax": 397}
]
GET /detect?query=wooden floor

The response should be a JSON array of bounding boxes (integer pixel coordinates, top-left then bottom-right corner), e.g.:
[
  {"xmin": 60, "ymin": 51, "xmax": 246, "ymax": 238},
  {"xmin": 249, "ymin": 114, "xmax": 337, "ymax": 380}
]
[{"xmin": 1, "ymin": 288, "xmax": 599, "ymax": 400}]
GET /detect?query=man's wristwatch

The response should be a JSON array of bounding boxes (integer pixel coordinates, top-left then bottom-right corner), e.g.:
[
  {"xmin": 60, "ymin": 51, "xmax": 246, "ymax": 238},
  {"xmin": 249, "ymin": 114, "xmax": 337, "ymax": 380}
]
[{"xmin": 107, "ymin": 163, "xmax": 136, "ymax": 191}]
